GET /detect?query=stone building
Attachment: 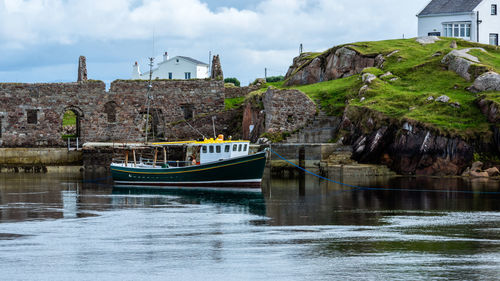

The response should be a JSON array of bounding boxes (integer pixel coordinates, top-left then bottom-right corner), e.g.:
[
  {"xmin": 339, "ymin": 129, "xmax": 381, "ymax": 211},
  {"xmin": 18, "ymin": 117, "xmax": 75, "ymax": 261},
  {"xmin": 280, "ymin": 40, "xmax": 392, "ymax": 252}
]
[{"xmin": 0, "ymin": 57, "xmax": 224, "ymax": 147}]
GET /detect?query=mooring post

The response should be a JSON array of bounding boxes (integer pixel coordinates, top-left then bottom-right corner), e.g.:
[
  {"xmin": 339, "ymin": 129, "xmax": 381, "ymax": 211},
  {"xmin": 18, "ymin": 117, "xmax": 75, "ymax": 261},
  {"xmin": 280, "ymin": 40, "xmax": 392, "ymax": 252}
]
[{"xmin": 299, "ymin": 146, "xmax": 306, "ymax": 196}]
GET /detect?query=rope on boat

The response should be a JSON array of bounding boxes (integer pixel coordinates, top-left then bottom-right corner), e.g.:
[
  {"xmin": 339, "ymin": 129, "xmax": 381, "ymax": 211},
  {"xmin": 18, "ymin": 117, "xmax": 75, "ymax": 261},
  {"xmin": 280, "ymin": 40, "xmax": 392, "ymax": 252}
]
[{"xmin": 269, "ymin": 148, "xmax": 500, "ymax": 195}]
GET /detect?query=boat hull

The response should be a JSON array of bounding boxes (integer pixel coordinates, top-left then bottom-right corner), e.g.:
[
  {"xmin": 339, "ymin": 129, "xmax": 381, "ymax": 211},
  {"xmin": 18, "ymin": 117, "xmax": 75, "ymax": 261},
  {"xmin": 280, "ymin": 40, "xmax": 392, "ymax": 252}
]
[{"xmin": 111, "ymin": 150, "xmax": 267, "ymax": 188}]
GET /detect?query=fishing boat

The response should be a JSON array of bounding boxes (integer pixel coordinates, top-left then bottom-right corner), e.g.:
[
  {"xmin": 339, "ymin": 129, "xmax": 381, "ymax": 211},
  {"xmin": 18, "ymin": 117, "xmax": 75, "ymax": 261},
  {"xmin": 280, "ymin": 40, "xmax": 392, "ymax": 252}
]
[{"xmin": 110, "ymin": 136, "xmax": 268, "ymax": 188}]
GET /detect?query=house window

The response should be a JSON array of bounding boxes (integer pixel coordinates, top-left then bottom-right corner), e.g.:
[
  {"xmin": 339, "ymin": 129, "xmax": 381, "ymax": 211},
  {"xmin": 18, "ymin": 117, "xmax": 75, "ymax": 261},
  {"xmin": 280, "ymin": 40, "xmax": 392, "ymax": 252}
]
[
  {"xmin": 492, "ymin": 4, "xmax": 497, "ymax": 15},
  {"xmin": 168, "ymin": 72, "xmax": 172, "ymax": 79},
  {"xmin": 184, "ymin": 72, "xmax": 191, "ymax": 79},
  {"xmin": 27, "ymin": 109, "xmax": 38, "ymax": 124},
  {"xmin": 490, "ymin": 34, "xmax": 499, "ymax": 46},
  {"xmin": 443, "ymin": 22, "xmax": 471, "ymax": 39}
]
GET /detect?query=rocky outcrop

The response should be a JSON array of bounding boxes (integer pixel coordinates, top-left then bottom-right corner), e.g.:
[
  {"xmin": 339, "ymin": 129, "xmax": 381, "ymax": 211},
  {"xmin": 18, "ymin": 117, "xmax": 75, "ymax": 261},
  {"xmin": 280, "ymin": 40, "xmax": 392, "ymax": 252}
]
[
  {"xmin": 468, "ymin": 71, "xmax": 500, "ymax": 93},
  {"xmin": 284, "ymin": 46, "xmax": 380, "ymax": 86},
  {"xmin": 441, "ymin": 48, "xmax": 487, "ymax": 81},
  {"xmin": 340, "ymin": 106, "xmax": 474, "ymax": 176},
  {"xmin": 476, "ymin": 98, "xmax": 500, "ymax": 154},
  {"xmin": 416, "ymin": 36, "xmax": 440, "ymax": 45}
]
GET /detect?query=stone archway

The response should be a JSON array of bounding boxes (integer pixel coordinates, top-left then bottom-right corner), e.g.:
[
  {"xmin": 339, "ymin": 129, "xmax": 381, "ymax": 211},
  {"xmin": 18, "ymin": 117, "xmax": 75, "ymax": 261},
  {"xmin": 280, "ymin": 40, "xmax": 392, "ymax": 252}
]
[{"xmin": 62, "ymin": 106, "xmax": 84, "ymax": 139}]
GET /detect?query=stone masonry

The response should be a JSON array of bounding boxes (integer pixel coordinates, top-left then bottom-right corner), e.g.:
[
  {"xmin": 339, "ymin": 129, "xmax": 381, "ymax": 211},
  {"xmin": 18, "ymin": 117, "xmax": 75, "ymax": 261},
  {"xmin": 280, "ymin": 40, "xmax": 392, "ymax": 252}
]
[{"xmin": 0, "ymin": 79, "xmax": 224, "ymax": 147}]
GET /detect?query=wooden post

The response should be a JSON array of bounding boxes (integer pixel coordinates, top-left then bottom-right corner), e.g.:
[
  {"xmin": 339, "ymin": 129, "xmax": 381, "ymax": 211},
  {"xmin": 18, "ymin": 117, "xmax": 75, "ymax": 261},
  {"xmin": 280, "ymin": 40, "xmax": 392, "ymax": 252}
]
[
  {"xmin": 133, "ymin": 149, "xmax": 137, "ymax": 167},
  {"xmin": 153, "ymin": 148, "xmax": 158, "ymax": 168},
  {"xmin": 163, "ymin": 147, "xmax": 167, "ymax": 165},
  {"xmin": 125, "ymin": 150, "xmax": 128, "ymax": 167}
]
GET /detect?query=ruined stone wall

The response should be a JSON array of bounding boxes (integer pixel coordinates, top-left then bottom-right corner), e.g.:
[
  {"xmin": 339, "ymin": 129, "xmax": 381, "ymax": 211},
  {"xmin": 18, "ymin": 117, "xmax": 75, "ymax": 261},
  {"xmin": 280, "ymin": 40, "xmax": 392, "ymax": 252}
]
[
  {"xmin": 0, "ymin": 79, "xmax": 224, "ymax": 147},
  {"xmin": 263, "ymin": 88, "xmax": 317, "ymax": 133},
  {"xmin": 224, "ymin": 85, "xmax": 260, "ymax": 99}
]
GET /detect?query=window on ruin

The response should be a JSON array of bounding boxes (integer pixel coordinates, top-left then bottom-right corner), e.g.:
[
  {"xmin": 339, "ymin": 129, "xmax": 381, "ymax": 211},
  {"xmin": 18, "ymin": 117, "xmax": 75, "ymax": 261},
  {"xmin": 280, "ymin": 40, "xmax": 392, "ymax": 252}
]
[
  {"xmin": 27, "ymin": 110, "xmax": 38, "ymax": 124},
  {"xmin": 168, "ymin": 73, "xmax": 173, "ymax": 79},
  {"xmin": 104, "ymin": 102, "xmax": 117, "ymax": 123},
  {"xmin": 181, "ymin": 104, "xmax": 194, "ymax": 120},
  {"xmin": 492, "ymin": 4, "xmax": 497, "ymax": 15}
]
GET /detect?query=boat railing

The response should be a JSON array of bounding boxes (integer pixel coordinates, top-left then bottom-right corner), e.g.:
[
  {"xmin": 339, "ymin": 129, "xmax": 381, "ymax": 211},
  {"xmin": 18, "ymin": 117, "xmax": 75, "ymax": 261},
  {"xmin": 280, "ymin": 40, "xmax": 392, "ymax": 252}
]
[{"xmin": 112, "ymin": 157, "xmax": 193, "ymax": 168}]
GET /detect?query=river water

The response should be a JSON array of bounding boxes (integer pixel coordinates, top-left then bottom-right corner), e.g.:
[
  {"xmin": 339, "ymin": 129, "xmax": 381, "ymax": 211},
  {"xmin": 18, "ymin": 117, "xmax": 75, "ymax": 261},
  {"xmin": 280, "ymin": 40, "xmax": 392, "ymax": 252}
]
[{"xmin": 1, "ymin": 172, "xmax": 499, "ymax": 280}]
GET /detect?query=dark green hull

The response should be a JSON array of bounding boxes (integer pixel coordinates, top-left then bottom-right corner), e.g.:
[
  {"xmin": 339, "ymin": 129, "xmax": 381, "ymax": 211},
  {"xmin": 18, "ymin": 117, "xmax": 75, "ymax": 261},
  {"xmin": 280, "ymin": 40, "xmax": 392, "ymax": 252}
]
[{"xmin": 111, "ymin": 150, "xmax": 267, "ymax": 188}]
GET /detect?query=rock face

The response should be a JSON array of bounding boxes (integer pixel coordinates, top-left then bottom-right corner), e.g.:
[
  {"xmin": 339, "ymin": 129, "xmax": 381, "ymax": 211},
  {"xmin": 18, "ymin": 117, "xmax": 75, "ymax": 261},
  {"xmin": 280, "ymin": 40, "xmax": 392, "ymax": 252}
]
[
  {"xmin": 284, "ymin": 47, "xmax": 379, "ymax": 86},
  {"xmin": 441, "ymin": 48, "xmax": 486, "ymax": 81},
  {"xmin": 262, "ymin": 88, "xmax": 317, "ymax": 133},
  {"xmin": 416, "ymin": 36, "xmax": 440, "ymax": 45},
  {"xmin": 468, "ymin": 71, "xmax": 500, "ymax": 93},
  {"xmin": 340, "ymin": 106, "xmax": 473, "ymax": 176},
  {"xmin": 476, "ymin": 98, "xmax": 500, "ymax": 154}
]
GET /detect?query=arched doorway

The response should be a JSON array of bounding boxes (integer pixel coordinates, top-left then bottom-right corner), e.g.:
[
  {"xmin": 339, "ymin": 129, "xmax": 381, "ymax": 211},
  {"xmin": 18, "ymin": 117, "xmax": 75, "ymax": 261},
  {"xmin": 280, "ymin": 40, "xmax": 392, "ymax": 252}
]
[{"xmin": 61, "ymin": 107, "xmax": 83, "ymax": 139}]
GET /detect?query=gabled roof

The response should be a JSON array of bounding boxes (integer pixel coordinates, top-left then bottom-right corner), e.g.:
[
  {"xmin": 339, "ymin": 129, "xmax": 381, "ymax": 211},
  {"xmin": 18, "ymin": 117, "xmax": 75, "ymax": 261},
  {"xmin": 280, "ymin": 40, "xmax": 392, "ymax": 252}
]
[
  {"xmin": 418, "ymin": 0, "xmax": 483, "ymax": 16},
  {"xmin": 177, "ymin": 56, "xmax": 208, "ymax": 66}
]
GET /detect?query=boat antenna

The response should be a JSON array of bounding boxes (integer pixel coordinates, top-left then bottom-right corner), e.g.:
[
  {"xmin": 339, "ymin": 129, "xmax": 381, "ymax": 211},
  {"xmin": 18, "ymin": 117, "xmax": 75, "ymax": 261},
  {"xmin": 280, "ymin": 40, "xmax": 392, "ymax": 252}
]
[
  {"xmin": 144, "ymin": 57, "xmax": 154, "ymax": 143},
  {"xmin": 184, "ymin": 120, "xmax": 206, "ymax": 140}
]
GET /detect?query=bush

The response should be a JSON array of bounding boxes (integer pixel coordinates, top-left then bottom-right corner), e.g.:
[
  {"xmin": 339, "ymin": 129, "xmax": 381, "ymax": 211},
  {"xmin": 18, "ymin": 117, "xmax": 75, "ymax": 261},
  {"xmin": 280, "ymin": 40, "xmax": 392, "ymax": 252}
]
[
  {"xmin": 224, "ymin": 77, "xmax": 240, "ymax": 87},
  {"xmin": 266, "ymin": 76, "xmax": 284, "ymax": 83}
]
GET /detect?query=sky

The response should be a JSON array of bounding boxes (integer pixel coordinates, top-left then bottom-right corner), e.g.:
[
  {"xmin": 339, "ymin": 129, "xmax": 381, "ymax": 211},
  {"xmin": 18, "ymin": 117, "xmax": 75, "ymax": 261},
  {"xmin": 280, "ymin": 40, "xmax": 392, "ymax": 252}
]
[{"xmin": 0, "ymin": 0, "xmax": 429, "ymax": 86}]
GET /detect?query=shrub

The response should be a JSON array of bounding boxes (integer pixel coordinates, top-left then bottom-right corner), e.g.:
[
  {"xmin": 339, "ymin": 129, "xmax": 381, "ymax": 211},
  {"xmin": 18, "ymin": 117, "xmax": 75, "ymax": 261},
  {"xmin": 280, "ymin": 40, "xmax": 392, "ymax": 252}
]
[
  {"xmin": 266, "ymin": 75, "xmax": 285, "ymax": 83},
  {"xmin": 224, "ymin": 77, "xmax": 240, "ymax": 87}
]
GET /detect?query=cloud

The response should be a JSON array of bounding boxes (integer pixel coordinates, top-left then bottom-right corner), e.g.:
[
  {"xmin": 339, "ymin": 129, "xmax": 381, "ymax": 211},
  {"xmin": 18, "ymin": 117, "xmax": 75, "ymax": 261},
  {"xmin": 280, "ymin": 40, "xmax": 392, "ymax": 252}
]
[{"xmin": 0, "ymin": 0, "xmax": 428, "ymax": 84}]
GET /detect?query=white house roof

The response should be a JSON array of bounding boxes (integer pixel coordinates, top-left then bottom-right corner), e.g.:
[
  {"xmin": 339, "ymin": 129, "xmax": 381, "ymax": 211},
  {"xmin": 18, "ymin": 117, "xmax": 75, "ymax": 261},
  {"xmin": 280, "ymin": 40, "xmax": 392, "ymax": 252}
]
[
  {"xmin": 418, "ymin": 0, "xmax": 483, "ymax": 16},
  {"xmin": 177, "ymin": 56, "xmax": 209, "ymax": 66}
]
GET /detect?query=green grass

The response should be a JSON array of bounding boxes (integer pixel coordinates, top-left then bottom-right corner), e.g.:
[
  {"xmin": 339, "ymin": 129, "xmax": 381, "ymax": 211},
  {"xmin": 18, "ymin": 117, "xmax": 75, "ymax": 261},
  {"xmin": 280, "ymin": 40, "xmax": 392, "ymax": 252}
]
[
  {"xmin": 268, "ymin": 37, "xmax": 500, "ymax": 139},
  {"xmin": 224, "ymin": 97, "xmax": 246, "ymax": 110},
  {"xmin": 62, "ymin": 110, "xmax": 76, "ymax": 126}
]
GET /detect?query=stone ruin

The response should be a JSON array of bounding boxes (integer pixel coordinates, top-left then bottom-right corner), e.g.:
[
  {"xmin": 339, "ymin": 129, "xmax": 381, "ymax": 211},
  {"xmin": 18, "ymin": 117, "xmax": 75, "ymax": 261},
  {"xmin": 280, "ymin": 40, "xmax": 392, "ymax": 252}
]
[{"xmin": 211, "ymin": 55, "xmax": 223, "ymax": 80}]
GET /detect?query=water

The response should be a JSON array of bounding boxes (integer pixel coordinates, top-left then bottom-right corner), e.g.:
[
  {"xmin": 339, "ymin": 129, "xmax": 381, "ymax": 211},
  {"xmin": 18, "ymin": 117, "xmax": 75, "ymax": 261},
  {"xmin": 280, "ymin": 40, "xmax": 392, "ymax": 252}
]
[{"xmin": 1, "ymin": 172, "xmax": 500, "ymax": 280}]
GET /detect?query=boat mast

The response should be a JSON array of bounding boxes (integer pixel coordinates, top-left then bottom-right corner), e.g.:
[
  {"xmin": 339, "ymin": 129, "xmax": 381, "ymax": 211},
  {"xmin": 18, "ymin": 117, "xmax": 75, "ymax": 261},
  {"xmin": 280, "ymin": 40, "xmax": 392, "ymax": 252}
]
[{"xmin": 145, "ymin": 57, "xmax": 154, "ymax": 143}]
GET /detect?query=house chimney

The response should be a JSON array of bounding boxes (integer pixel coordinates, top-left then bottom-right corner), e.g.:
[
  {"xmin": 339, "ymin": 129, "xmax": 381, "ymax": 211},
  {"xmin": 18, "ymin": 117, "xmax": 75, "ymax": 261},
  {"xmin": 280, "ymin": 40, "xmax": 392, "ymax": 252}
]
[
  {"xmin": 132, "ymin": 61, "xmax": 141, "ymax": 79},
  {"xmin": 163, "ymin": 51, "xmax": 169, "ymax": 62}
]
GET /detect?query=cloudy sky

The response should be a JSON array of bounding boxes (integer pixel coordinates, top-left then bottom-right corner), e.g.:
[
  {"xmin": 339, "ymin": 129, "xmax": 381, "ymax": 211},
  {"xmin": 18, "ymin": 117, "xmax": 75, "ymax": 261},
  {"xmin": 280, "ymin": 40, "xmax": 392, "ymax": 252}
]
[{"xmin": 0, "ymin": 0, "xmax": 428, "ymax": 86}]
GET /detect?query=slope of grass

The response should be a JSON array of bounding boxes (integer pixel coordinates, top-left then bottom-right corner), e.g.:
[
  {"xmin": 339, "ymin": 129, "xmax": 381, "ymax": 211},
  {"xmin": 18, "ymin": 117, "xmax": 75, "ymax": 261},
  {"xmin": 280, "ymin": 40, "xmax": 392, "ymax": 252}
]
[
  {"xmin": 268, "ymin": 37, "xmax": 500, "ymax": 139},
  {"xmin": 224, "ymin": 97, "xmax": 246, "ymax": 110}
]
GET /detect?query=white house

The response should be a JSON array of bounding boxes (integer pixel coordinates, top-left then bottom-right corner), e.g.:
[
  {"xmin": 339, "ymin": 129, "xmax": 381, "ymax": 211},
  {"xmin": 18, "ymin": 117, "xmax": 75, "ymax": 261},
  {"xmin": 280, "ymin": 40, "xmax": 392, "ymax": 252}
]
[
  {"xmin": 417, "ymin": 0, "xmax": 499, "ymax": 46},
  {"xmin": 132, "ymin": 52, "xmax": 209, "ymax": 80}
]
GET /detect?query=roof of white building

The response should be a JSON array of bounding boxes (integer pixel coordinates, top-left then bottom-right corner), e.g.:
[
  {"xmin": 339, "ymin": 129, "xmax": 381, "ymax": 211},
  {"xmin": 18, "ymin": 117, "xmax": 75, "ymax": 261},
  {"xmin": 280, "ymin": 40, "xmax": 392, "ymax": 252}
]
[
  {"xmin": 177, "ymin": 56, "xmax": 209, "ymax": 66},
  {"xmin": 418, "ymin": 0, "xmax": 483, "ymax": 16}
]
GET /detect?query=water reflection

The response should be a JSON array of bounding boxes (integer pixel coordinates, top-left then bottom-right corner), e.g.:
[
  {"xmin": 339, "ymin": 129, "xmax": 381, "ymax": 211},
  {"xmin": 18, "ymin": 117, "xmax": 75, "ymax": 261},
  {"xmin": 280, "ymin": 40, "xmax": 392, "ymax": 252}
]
[{"xmin": 0, "ymin": 172, "xmax": 499, "ymax": 280}]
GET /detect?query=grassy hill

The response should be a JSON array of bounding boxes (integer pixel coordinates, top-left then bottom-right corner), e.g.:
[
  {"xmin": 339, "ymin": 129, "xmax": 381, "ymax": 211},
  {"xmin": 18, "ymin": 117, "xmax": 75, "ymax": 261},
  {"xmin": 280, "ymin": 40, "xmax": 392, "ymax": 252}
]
[{"xmin": 267, "ymin": 37, "xmax": 500, "ymax": 140}]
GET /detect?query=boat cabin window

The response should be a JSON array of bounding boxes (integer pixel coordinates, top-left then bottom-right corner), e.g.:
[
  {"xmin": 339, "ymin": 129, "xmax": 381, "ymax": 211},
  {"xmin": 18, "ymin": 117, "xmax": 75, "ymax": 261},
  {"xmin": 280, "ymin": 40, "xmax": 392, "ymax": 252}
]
[
  {"xmin": 202, "ymin": 146, "xmax": 207, "ymax": 153},
  {"xmin": 238, "ymin": 144, "xmax": 242, "ymax": 152},
  {"xmin": 216, "ymin": 145, "xmax": 221, "ymax": 153},
  {"xmin": 233, "ymin": 144, "xmax": 237, "ymax": 151},
  {"xmin": 209, "ymin": 146, "xmax": 214, "ymax": 153},
  {"xmin": 244, "ymin": 144, "xmax": 247, "ymax": 151},
  {"xmin": 225, "ymin": 145, "xmax": 230, "ymax": 152}
]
